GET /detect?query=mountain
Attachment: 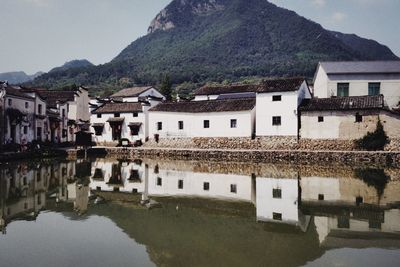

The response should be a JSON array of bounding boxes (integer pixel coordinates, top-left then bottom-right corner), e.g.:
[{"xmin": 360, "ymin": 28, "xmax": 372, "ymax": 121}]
[
  {"xmin": 0, "ymin": 71, "xmax": 44, "ymax": 84},
  {"xmin": 49, "ymin": 59, "xmax": 94, "ymax": 73},
  {"xmin": 32, "ymin": 0, "xmax": 399, "ymax": 93}
]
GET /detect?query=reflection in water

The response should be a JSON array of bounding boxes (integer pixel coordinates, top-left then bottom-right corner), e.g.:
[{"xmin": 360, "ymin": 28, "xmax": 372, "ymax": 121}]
[{"xmin": 0, "ymin": 158, "xmax": 400, "ymax": 267}]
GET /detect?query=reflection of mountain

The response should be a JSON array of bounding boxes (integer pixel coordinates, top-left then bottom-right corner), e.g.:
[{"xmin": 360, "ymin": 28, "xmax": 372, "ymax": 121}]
[
  {"xmin": 1, "ymin": 158, "xmax": 400, "ymax": 266},
  {"xmin": 89, "ymin": 202, "xmax": 324, "ymax": 267}
]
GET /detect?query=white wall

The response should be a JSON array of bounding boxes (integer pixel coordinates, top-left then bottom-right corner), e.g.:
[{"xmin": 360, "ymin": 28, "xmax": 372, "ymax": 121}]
[
  {"xmin": 149, "ymin": 110, "xmax": 255, "ymax": 138},
  {"xmin": 256, "ymin": 85, "xmax": 310, "ymax": 137},
  {"xmin": 256, "ymin": 177, "xmax": 300, "ymax": 224},
  {"xmin": 300, "ymin": 177, "xmax": 341, "ymax": 201},
  {"xmin": 91, "ymin": 111, "xmax": 146, "ymax": 143},
  {"xmin": 313, "ymin": 66, "xmax": 400, "ymax": 108},
  {"xmin": 193, "ymin": 95, "xmax": 219, "ymax": 101}
]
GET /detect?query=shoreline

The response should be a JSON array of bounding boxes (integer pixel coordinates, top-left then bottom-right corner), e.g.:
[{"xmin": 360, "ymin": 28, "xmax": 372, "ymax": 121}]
[{"xmin": 67, "ymin": 147, "xmax": 400, "ymax": 168}]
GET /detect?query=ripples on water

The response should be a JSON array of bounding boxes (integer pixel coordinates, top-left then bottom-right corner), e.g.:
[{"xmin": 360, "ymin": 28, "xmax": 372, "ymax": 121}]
[{"xmin": 0, "ymin": 158, "xmax": 399, "ymax": 267}]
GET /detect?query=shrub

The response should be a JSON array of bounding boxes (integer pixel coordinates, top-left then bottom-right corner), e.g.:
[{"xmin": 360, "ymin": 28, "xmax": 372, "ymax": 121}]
[{"xmin": 354, "ymin": 120, "xmax": 389, "ymax": 151}]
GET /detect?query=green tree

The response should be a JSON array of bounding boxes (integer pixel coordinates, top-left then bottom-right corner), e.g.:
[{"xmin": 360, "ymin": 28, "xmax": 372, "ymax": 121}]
[
  {"xmin": 160, "ymin": 74, "xmax": 172, "ymax": 101},
  {"xmin": 355, "ymin": 120, "xmax": 389, "ymax": 151}
]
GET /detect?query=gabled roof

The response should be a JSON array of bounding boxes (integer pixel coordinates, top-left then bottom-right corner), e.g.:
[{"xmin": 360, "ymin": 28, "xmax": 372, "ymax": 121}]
[
  {"xmin": 5, "ymin": 87, "xmax": 34, "ymax": 100},
  {"xmin": 149, "ymin": 98, "xmax": 256, "ymax": 113},
  {"xmin": 299, "ymin": 95, "xmax": 385, "ymax": 112},
  {"xmin": 110, "ymin": 86, "xmax": 154, "ymax": 98},
  {"xmin": 319, "ymin": 61, "xmax": 400, "ymax": 75},
  {"xmin": 93, "ymin": 102, "xmax": 144, "ymax": 114},
  {"xmin": 194, "ymin": 78, "xmax": 305, "ymax": 96},
  {"xmin": 32, "ymin": 89, "xmax": 77, "ymax": 108}
]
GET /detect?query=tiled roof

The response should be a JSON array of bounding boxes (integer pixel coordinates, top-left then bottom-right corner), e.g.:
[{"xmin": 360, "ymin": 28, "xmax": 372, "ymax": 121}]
[
  {"xmin": 5, "ymin": 87, "xmax": 35, "ymax": 100},
  {"xmin": 34, "ymin": 89, "xmax": 77, "ymax": 108},
  {"xmin": 149, "ymin": 98, "xmax": 256, "ymax": 113},
  {"xmin": 110, "ymin": 86, "xmax": 153, "ymax": 98},
  {"xmin": 299, "ymin": 95, "xmax": 385, "ymax": 112},
  {"xmin": 194, "ymin": 78, "xmax": 305, "ymax": 95},
  {"xmin": 319, "ymin": 61, "xmax": 400, "ymax": 75},
  {"xmin": 93, "ymin": 102, "xmax": 144, "ymax": 114}
]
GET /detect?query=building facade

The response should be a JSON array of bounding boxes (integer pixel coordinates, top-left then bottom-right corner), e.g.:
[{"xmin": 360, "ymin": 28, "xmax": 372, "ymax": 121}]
[{"xmin": 313, "ymin": 61, "xmax": 400, "ymax": 109}]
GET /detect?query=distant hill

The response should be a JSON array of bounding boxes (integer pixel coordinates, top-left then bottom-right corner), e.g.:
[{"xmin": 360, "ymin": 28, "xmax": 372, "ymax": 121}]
[
  {"xmin": 49, "ymin": 59, "xmax": 94, "ymax": 73},
  {"xmin": 0, "ymin": 71, "xmax": 44, "ymax": 85},
  {"xmin": 32, "ymin": 0, "xmax": 399, "ymax": 93}
]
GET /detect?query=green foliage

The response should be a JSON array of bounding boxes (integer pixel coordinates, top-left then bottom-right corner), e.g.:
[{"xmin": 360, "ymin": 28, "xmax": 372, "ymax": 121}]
[
  {"xmin": 354, "ymin": 120, "xmax": 389, "ymax": 151},
  {"xmin": 160, "ymin": 74, "xmax": 173, "ymax": 100}
]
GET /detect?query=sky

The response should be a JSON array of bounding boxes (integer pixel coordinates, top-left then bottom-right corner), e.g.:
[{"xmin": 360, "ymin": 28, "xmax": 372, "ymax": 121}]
[{"xmin": 0, "ymin": 0, "xmax": 399, "ymax": 74}]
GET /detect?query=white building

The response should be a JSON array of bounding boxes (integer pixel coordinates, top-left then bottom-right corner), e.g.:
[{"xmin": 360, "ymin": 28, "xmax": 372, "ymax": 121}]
[
  {"xmin": 313, "ymin": 61, "xmax": 400, "ymax": 109},
  {"xmin": 192, "ymin": 78, "xmax": 311, "ymax": 138},
  {"xmin": 255, "ymin": 78, "xmax": 311, "ymax": 137},
  {"xmin": 110, "ymin": 86, "xmax": 165, "ymax": 103},
  {"xmin": 300, "ymin": 95, "xmax": 400, "ymax": 139},
  {"xmin": 149, "ymin": 98, "xmax": 256, "ymax": 139}
]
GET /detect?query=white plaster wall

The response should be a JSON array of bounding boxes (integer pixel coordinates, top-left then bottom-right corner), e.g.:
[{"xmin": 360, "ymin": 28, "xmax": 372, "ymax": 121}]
[
  {"xmin": 147, "ymin": 169, "xmax": 253, "ymax": 202},
  {"xmin": 193, "ymin": 95, "xmax": 219, "ymax": 101},
  {"xmin": 4, "ymin": 95, "xmax": 35, "ymax": 144},
  {"xmin": 256, "ymin": 177, "xmax": 299, "ymax": 223},
  {"xmin": 256, "ymin": 91, "xmax": 300, "ymax": 136},
  {"xmin": 91, "ymin": 111, "xmax": 147, "ymax": 143},
  {"xmin": 313, "ymin": 67, "xmax": 400, "ymax": 108},
  {"xmin": 149, "ymin": 110, "xmax": 255, "ymax": 138},
  {"xmin": 300, "ymin": 177, "xmax": 341, "ymax": 201}
]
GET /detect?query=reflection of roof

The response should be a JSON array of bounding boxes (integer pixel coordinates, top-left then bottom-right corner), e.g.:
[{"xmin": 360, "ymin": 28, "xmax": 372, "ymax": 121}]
[
  {"xmin": 107, "ymin": 117, "xmax": 125, "ymax": 123},
  {"xmin": 300, "ymin": 95, "xmax": 385, "ymax": 112},
  {"xmin": 93, "ymin": 102, "xmax": 143, "ymax": 113},
  {"xmin": 149, "ymin": 98, "xmax": 256, "ymax": 113},
  {"xmin": 319, "ymin": 61, "xmax": 400, "ymax": 75},
  {"xmin": 111, "ymin": 87, "xmax": 153, "ymax": 97},
  {"xmin": 194, "ymin": 78, "xmax": 305, "ymax": 95}
]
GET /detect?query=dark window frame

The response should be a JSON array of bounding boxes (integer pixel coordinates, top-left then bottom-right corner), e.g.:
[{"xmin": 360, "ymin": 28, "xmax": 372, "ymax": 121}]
[
  {"xmin": 273, "ymin": 188, "xmax": 282, "ymax": 199},
  {"xmin": 157, "ymin": 177, "xmax": 162, "ymax": 186},
  {"xmin": 203, "ymin": 120, "xmax": 210, "ymax": 129},
  {"xmin": 368, "ymin": 82, "xmax": 381, "ymax": 96},
  {"xmin": 114, "ymin": 113, "xmax": 120, "ymax": 118},
  {"xmin": 203, "ymin": 182, "xmax": 210, "ymax": 191},
  {"xmin": 178, "ymin": 179, "xmax": 184, "ymax": 189},
  {"xmin": 97, "ymin": 113, "xmax": 102, "ymax": 118},
  {"xmin": 272, "ymin": 116, "xmax": 281, "ymax": 126},
  {"xmin": 273, "ymin": 212, "xmax": 282, "ymax": 221},
  {"xmin": 355, "ymin": 113, "xmax": 363, "ymax": 123},
  {"xmin": 318, "ymin": 116, "xmax": 324, "ymax": 122},
  {"xmin": 157, "ymin": 122, "xmax": 162, "ymax": 131},
  {"xmin": 272, "ymin": 95, "xmax": 282, "ymax": 102},
  {"xmin": 133, "ymin": 112, "xmax": 138, "ymax": 117},
  {"xmin": 230, "ymin": 184, "xmax": 237, "ymax": 193},
  {"xmin": 337, "ymin": 83, "xmax": 349, "ymax": 97},
  {"xmin": 178, "ymin": 121, "xmax": 184, "ymax": 130},
  {"xmin": 230, "ymin": 119, "xmax": 237, "ymax": 128}
]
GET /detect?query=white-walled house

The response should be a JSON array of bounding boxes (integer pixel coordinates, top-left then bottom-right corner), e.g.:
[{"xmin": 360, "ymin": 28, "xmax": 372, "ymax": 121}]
[
  {"xmin": 149, "ymin": 98, "xmax": 256, "ymax": 139},
  {"xmin": 91, "ymin": 102, "xmax": 150, "ymax": 144},
  {"xmin": 300, "ymin": 95, "xmax": 400, "ymax": 139},
  {"xmin": 110, "ymin": 86, "xmax": 165, "ymax": 103},
  {"xmin": 313, "ymin": 61, "xmax": 400, "ymax": 109},
  {"xmin": 255, "ymin": 78, "xmax": 311, "ymax": 137}
]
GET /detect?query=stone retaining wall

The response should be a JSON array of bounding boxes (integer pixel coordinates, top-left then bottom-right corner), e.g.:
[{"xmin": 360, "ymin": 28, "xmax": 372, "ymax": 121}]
[{"xmin": 143, "ymin": 137, "xmax": 400, "ymax": 151}]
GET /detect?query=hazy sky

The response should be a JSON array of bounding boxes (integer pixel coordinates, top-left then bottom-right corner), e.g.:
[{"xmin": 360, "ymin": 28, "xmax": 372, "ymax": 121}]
[{"xmin": 1, "ymin": 0, "xmax": 399, "ymax": 74}]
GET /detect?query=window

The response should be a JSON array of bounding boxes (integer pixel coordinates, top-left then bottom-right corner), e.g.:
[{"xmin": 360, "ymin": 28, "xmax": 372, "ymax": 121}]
[
  {"xmin": 203, "ymin": 182, "xmax": 210, "ymax": 191},
  {"xmin": 62, "ymin": 129, "xmax": 67, "ymax": 138},
  {"xmin": 272, "ymin": 95, "xmax": 282, "ymax": 101},
  {"xmin": 94, "ymin": 126, "xmax": 103, "ymax": 136},
  {"xmin": 318, "ymin": 194, "xmax": 324, "ymax": 201},
  {"xmin": 355, "ymin": 113, "xmax": 362, "ymax": 123},
  {"xmin": 114, "ymin": 113, "xmax": 120, "ymax": 118},
  {"xmin": 337, "ymin": 83, "xmax": 349, "ymax": 97},
  {"xmin": 230, "ymin": 119, "xmax": 237, "ymax": 128},
  {"xmin": 38, "ymin": 104, "xmax": 42, "ymax": 115},
  {"xmin": 178, "ymin": 121, "xmax": 184, "ymax": 130},
  {"xmin": 272, "ymin": 116, "xmax": 281, "ymax": 126},
  {"xmin": 25, "ymin": 102, "xmax": 29, "ymax": 109},
  {"xmin": 97, "ymin": 114, "xmax": 102, "ymax": 118},
  {"xmin": 133, "ymin": 112, "xmax": 138, "ymax": 117},
  {"xmin": 368, "ymin": 82, "xmax": 380, "ymax": 96},
  {"xmin": 273, "ymin": 188, "xmax": 282, "ymax": 199},
  {"xmin": 178, "ymin": 180, "xmax": 184, "ymax": 189},
  {"xmin": 8, "ymin": 99, "xmax": 12, "ymax": 106},
  {"xmin": 337, "ymin": 216, "xmax": 350, "ymax": 229},
  {"xmin": 230, "ymin": 184, "xmax": 237, "ymax": 193},
  {"xmin": 318, "ymin": 116, "xmax": 324, "ymax": 122},
  {"xmin": 23, "ymin": 126, "xmax": 28, "ymax": 135},
  {"xmin": 157, "ymin": 122, "xmax": 162, "ymax": 131},
  {"xmin": 37, "ymin": 127, "xmax": 42, "ymax": 140},
  {"xmin": 203, "ymin": 120, "xmax": 210, "ymax": 129},
  {"xmin": 62, "ymin": 109, "xmax": 65, "ymax": 117},
  {"xmin": 356, "ymin": 196, "xmax": 363, "ymax": 205},
  {"xmin": 157, "ymin": 177, "xmax": 162, "ymax": 186},
  {"xmin": 273, "ymin": 212, "xmax": 282, "ymax": 221}
]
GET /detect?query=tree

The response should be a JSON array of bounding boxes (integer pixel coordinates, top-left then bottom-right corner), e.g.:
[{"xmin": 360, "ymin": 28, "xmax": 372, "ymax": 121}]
[
  {"xmin": 355, "ymin": 120, "xmax": 389, "ymax": 151},
  {"xmin": 160, "ymin": 74, "xmax": 172, "ymax": 101}
]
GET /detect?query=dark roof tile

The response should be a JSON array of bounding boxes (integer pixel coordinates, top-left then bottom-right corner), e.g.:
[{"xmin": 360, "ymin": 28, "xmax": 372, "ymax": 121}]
[
  {"xmin": 300, "ymin": 95, "xmax": 385, "ymax": 112},
  {"xmin": 149, "ymin": 98, "xmax": 256, "ymax": 113},
  {"xmin": 93, "ymin": 102, "xmax": 143, "ymax": 114},
  {"xmin": 320, "ymin": 61, "xmax": 400, "ymax": 75},
  {"xmin": 194, "ymin": 77, "xmax": 305, "ymax": 95},
  {"xmin": 110, "ymin": 87, "xmax": 153, "ymax": 98}
]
